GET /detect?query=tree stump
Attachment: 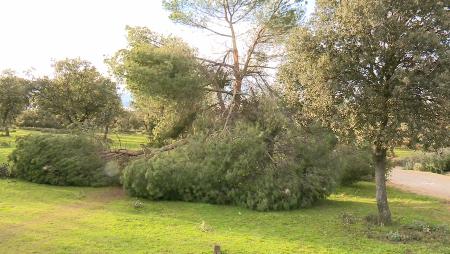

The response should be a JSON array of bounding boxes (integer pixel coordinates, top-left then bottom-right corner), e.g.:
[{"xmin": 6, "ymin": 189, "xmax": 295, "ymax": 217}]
[{"xmin": 213, "ymin": 244, "xmax": 221, "ymax": 254}]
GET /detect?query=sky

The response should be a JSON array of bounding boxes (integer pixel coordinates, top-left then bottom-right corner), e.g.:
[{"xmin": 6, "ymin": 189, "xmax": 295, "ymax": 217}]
[{"xmin": 0, "ymin": 0, "xmax": 314, "ymax": 106}]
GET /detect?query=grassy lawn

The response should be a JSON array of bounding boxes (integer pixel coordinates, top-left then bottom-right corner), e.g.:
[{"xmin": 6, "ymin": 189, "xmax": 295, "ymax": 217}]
[
  {"xmin": 107, "ymin": 132, "xmax": 148, "ymax": 150},
  {"xmin": 0, "ymin": 180, "xmax": 448, "ymax": 253}
]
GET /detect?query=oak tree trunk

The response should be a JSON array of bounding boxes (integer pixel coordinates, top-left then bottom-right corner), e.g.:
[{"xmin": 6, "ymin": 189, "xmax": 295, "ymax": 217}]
[
  {"xmin": 373, "ymin": 147, "xmax": 392, "ymax": 225},
  {"xmin": 4, "ymin": 125, "xmax": 9, "ymax": 137},
  {"xmin": 103, "ymin": 125, "xmax": 109, "ymax": 141},
  {"xmin": 2, "ymin": 113, "xmax": 10, "ymax": 136}
]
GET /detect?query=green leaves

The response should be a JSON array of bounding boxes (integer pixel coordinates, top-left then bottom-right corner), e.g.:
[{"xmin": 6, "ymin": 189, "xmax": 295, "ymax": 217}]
[
  {"xmin": 282, "ymin": 0, "xmax": 450, "ymax": 150},
  {"xmin": 123, "ymin": 120, "xmax": 337, "ymax": 211},
  {"xmin": 0, "ymin": 72, "xmax": 32, "ymax": 133},
  {"xmin": 108, "ymin": 27, "xmax": 207, "ymax": 145},
  {"xmin": 109, "ymin": 27, "xmax": 207, "ymax": 106},
  {"xmin": 10, "ymin": 134, "xmax": 117, "ymax": 187},
  {"xmin": 36, "ymin": 58, "xmax": 122, "ymax": 128}
]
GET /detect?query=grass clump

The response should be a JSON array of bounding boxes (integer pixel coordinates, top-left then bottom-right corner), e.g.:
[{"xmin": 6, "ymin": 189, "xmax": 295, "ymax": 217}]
[
  {"xmin": 385, "ymin": 221, "xmax": 449, "ymax": 243},
  {"xmin": 340, "ymin": 212, "xmax": 449, "ymax": 244}
]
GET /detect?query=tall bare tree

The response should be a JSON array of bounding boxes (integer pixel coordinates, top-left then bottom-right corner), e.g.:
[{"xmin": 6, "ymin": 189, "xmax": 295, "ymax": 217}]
[{"xmin": 163, "ymin": 0, "xmax": 304, "ymax": 120}]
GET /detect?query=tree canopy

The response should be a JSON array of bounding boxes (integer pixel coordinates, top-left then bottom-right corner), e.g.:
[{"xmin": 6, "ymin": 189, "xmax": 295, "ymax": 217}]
[
  {"xmin": 36, "ymin": 58, "xmax": 122, "ymax": 129},
  {"xmin": 108, "ymin": 26, "xmax": 207, "ymax": 103}
]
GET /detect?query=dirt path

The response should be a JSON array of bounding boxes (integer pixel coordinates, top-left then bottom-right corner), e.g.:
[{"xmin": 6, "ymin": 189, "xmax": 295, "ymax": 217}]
[{"xmin": 388, "ymin": 167, "xmax": 450, "ymax": 201}]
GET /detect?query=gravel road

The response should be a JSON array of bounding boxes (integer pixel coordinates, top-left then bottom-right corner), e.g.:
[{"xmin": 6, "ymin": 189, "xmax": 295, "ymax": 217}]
[{"xmin": 389, "ymin": 167, "xmax": 450, "ymax": 201}]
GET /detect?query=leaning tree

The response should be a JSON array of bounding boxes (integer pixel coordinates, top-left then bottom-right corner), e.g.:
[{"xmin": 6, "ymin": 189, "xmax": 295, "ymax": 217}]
[
  {"xmin": 108, "ymin": 27, "xmax": 209, "ymax": 145},
  {"xmin": 281, "ymin": 0, "xmax": 449, "ymax": 224}
]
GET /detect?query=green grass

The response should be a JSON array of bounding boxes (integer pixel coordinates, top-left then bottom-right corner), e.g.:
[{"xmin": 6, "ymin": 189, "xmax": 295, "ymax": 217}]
[
  {"xmin": 0, "ymin": 180, "xmax": 448, "ymax": 253},
  {"xmin": 108, "ymin": 132, "xmax": 148, "ymax": 150},
  {"xmin": 393, "ymin": 148, "xmax": 421, "ymax": 158},
  {"xmin": 0, "ymin": 129, "xmax": 41, "ymax": 164}
]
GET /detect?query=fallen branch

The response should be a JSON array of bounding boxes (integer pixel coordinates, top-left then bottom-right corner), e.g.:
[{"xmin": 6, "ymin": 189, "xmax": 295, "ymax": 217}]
[{"xmin": 101, "ymin": 140, "xmax": 189, "ymax": 161}]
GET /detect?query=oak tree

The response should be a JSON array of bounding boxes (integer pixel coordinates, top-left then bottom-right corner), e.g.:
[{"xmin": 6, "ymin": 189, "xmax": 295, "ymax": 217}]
[
  {"xmin": 281, "ymin": 0, "xmax": 449, "ymax": 223},
  {"xmin": 36, "ymin": 59, "xmax": 122, "ymax": 130}
]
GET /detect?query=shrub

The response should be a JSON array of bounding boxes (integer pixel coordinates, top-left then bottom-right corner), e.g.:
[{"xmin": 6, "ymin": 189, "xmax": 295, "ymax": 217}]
[
  {"xmin": 0, "ymin": 163, "xmax": 10, "ymax": 178},
  {"xmin": 339, "ymin": 212, "xmax": 358, "ymax": 225},
  {"xmin": 334, "ymin": 145, "xmax": 374, "ymax": 185},
  {"xmin": 386, "ymin": 231, "xmax": 403, "ymax": 242},
  {"xmin": 123, "ymin": 122, "xmax": 337, "ymax": 211},
  {"xmin": 403, "ymin": 148, "xmax": 450, "ymax": 174},
  {"xmin": 0, "ymin": 141, "xmax": 11, "ymax": 147},
  {"xmin": 9, "ymin": 134, "xmax": 118, "ymax": 186},
  {"xmin": 16, "ymin": 109, "xmax": 63, "ymax": 129}
]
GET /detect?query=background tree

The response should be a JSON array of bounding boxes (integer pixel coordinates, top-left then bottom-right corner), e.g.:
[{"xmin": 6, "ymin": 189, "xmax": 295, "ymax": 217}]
[
  {"xmin": 281, "ymin": 0, "xmax": 449, "ymax": 224},
  {"xmin": 0, "ymin": 71, "xmax": 32, "ymax": 136},
  {"xmin": 37, "ymin": 59, "xmax": 123, "ymax": 130},
  {"xmin": 94, "ymin": 79, "xmax": 123, "ymax": 140},
  {"xmin": 115, "ymin": 109, "xmax": 145, "ymax": 133},
  {"xmin": 163, "ymin": 0, "xmax": 304, "ymax": 122},
  {"xmin": 16, "ymin": 109, "xmax": 64, "ymax": 129}
]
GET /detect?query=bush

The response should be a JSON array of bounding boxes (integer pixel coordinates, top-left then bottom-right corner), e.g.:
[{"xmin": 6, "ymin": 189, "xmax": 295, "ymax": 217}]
[
  {"xmin": 9, "ymin": 134, "xmax": 119, "ymax": 186},
  {"xmin": 403, "ymin": 148, "xmax": 450, "ymax": 174},
  {"xmin": 16, "ymin": 109, "xmax": 63, "ymax": 129},
  {"xmin": 0, "ymin": 163, "xmax": 10, "ymax": 178},
  {"xmin": 334, "ymin": 145, "xmax": 374, "ymax": 185},
  {"xmin": 0, "ymin": 141, "xmax": 11, "ymax": 148},
  {"xmin": 123, "ymin": 122, "xmax": 337, "ymax": 211}
]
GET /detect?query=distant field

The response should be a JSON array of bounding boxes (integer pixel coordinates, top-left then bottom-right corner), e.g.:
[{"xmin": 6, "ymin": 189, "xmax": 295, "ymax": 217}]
[
  {"xmin": 107, "ymin": 132, "xmax": 148, "ymax": 150},
  {"xmin": 393, "ymin": 148, "xmax": 421, "ymax": 158},
  {"xmin": 0, "ymin": 129, "xmax": 148, "ymax": 164}
]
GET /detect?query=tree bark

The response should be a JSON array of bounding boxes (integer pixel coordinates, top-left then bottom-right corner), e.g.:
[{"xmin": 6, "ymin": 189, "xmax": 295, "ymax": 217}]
[
  {"xmin": 213, "ymin": 244, "xmax": 221, "ymax": 254},
  {"xmin": 2, "ymin": 111, "xmax": 10, "ymax": 136},
  {"xmin": 373, "ymin": 146, "xmax": 392, "ymax": 225},
  {"xmin": 224, "ymin": 0, "xmax": 242, "ymax": 106},
  {"xmin": 4, "ymin": 125, "xmax": 9, "ymax": 137},
  {"xmin": 103, "ymin": 125, "xmax": 109, "ymax": 141}
]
